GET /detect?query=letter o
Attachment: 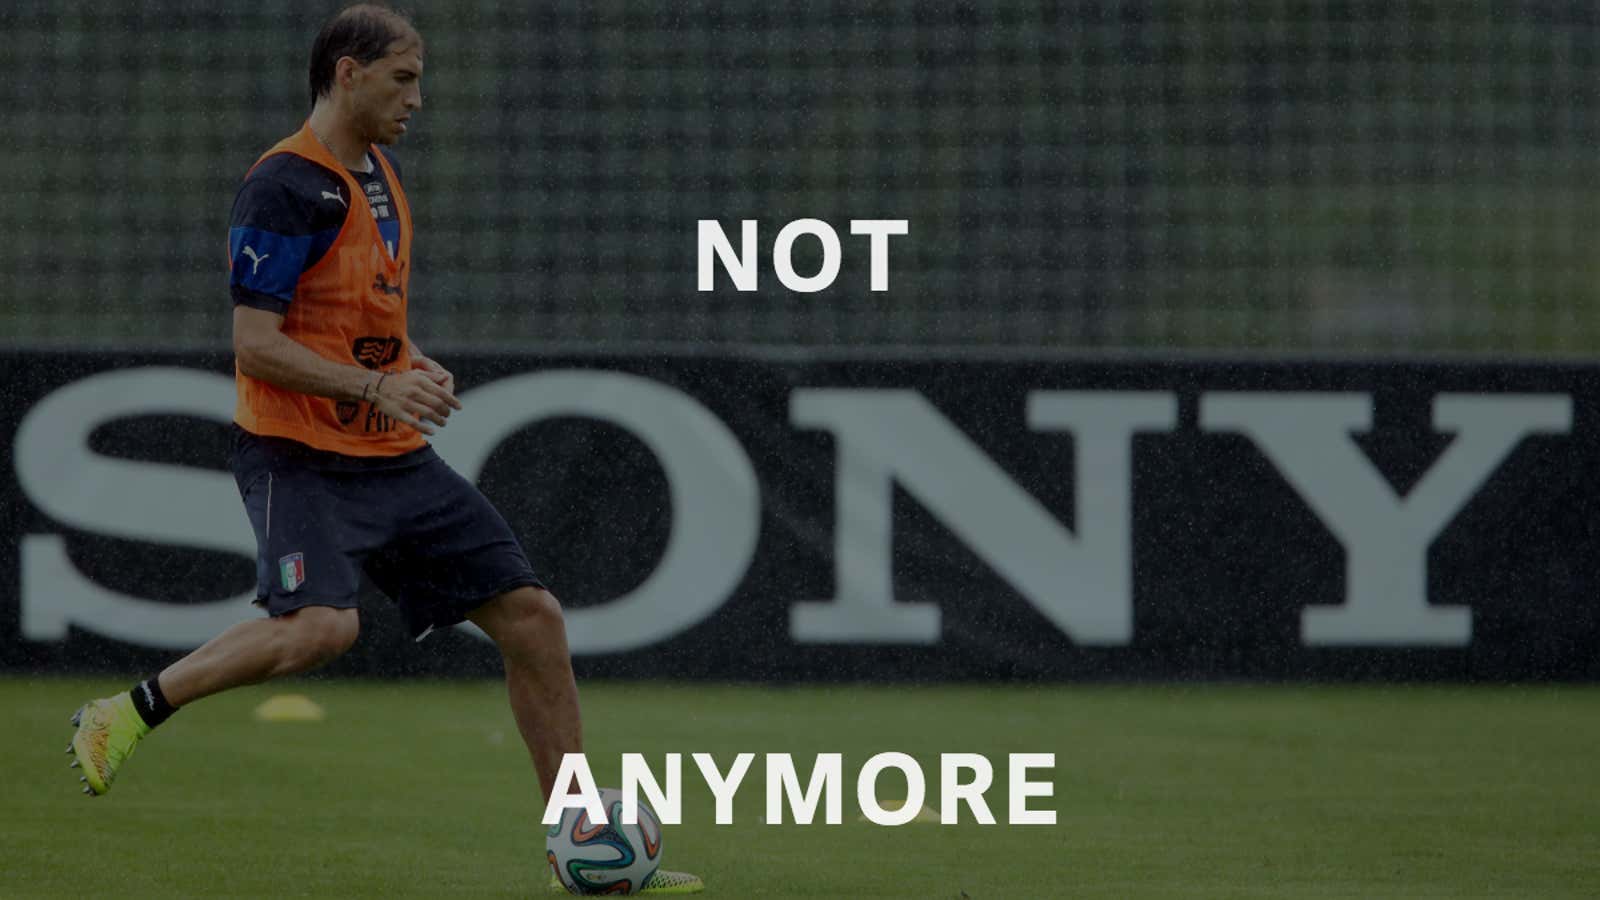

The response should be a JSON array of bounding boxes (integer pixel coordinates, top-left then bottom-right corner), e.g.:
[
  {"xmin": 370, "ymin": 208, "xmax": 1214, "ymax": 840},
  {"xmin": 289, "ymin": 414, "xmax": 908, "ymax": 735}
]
[{"xmin": 432, "ymin": 370, "xmax": 761, "ymax": 653}]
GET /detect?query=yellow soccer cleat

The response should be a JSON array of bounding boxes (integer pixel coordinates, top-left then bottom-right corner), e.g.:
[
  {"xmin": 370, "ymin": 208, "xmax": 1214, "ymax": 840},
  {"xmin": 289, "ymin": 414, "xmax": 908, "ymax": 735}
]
[
  {"xmin": 640, "ymin": 869, "xmax": 705, "ymax": 894},
  {"xmin": 547, "ymin": 868, "xmax": 705, "ymax": 895},
  {"xmin": 68, "ymin": 694, "xmax": 150, "ymax": 796}
]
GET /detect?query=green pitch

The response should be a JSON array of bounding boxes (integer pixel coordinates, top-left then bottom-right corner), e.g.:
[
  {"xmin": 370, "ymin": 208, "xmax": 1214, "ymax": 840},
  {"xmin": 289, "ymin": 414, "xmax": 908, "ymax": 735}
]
[{"xmin": 3, "ymin": 679, "xmax": 1599, "ymax": 898}]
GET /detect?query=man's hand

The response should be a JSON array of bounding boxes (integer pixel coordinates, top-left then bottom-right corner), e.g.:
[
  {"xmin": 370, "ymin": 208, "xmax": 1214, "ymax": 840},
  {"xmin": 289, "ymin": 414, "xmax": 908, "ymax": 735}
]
[
  {"xmin": 371, "ymin": 369, "xmax": 462, "ymax": 435},
  {"xmin": 412, "ymin": 354, "xmax": 455, "ymax": 395}
]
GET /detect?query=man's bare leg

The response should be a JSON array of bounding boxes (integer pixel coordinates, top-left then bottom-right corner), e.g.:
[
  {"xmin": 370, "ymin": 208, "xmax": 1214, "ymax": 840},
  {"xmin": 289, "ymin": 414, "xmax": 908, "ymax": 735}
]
[
  {"xmin": 159, "ymin": 605, "xmax": 361, "ymax": 706},
  {"xmin": 70, "ymin": 605, "xmax": 359, "ymax": 795},
  {"xmin": 467, "ymin": 586, "xmax": 582, "ymax": 802},
  {"xmin": 479, "ymin": 589, "xmax": 705, "ymax": 892}
]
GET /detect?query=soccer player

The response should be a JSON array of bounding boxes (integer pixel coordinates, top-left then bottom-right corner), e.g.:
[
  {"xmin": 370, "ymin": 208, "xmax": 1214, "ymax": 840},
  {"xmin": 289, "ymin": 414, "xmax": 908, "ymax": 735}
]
[{"xmin": 67, "ymin": 5, "xmax": 701, "ymax": 894}]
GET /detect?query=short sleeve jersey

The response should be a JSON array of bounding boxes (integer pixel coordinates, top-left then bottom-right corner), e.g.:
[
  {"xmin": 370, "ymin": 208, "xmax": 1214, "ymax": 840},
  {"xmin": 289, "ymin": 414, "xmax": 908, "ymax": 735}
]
[{"xmin": 228, "ymin": 148, "xmax": 405, "ymax": 314}]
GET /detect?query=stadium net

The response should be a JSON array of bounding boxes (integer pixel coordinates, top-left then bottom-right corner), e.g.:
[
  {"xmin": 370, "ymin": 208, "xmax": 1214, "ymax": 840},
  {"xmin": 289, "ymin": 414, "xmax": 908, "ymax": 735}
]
[{"xmin": 2, "ymin": 1, "xmax": 1595, "ymax": 352}]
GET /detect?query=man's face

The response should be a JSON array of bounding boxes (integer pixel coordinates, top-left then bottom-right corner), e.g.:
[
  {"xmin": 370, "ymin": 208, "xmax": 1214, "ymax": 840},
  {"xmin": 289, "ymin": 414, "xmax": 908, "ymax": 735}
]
[{"xmin": 347, "ymin": 37, "xmax": 423, "ymax": 145}]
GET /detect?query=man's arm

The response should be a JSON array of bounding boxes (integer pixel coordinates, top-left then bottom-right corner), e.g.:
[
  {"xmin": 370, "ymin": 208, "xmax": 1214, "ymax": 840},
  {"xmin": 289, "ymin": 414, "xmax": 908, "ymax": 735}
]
[{"xmin": 234, "ymin": 306, "xmax": 460, "ymax": 434}]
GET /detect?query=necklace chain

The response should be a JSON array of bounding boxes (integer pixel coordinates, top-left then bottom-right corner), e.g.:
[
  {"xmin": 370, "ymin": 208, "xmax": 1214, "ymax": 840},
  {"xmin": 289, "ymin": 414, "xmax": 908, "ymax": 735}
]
[
  {"xmin": 308, "ymin": 122, "xmax": 368, "ymax": 172},
  {"xmin": 308, "ymin": 122, "xmax": 333, "ymax": 154}
]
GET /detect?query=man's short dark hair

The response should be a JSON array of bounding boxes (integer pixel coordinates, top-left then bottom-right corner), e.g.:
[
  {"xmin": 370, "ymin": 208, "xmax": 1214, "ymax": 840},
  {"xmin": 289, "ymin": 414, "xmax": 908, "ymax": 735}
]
[{"xmin": 308, "ymin": 4, "xmax": 419, "ymax": 106}]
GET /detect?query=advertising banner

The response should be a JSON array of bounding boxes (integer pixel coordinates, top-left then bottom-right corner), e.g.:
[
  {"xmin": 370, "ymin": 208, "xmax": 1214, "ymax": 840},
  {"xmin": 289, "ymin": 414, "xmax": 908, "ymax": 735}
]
[{"xmin": 3, "ymin": 350, "xmax": 1595, "ymax": 680}]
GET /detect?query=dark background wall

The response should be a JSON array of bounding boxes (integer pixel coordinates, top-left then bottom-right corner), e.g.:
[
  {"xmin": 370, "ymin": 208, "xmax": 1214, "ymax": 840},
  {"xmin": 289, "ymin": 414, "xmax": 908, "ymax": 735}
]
[{"xmin": 6, "ymin": 350, "xmax": 1597, "ymax": 680}]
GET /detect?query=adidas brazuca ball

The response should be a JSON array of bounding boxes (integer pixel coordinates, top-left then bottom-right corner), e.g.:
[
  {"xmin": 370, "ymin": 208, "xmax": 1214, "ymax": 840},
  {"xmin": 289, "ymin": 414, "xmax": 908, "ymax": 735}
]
[{"xmin": 546, "ymin": 787, "xmax": 664, "ymax": 895}]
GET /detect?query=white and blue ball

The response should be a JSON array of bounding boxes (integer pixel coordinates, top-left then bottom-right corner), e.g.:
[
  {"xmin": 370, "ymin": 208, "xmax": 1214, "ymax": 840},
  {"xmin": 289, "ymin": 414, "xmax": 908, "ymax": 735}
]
[{"xmin": 546, "ymin": 788, "xmax": 663, "ymax": 895}]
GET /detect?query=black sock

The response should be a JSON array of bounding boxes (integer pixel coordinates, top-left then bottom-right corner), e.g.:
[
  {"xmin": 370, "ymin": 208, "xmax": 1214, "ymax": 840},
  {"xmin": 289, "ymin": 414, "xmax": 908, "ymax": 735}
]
[{"xmin": 129, "ymin": 676, "xmax": 177, "ymax": 729}]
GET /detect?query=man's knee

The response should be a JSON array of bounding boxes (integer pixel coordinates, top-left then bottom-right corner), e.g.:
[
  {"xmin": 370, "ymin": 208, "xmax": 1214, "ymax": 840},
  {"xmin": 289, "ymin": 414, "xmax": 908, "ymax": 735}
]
[
  {"xmin": 471, "ymin": 586, "xmax": 565, "ymax": 647},
  {"xmin": 281, "ymin": 605, "xmax": 359, "ymax": 669}
]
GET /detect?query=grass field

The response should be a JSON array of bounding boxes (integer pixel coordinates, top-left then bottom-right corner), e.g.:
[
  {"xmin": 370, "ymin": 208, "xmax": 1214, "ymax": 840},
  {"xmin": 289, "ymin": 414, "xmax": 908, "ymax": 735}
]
[{"xmin": 3, "ymin": 678, "xmax": 1598, "ymax": 898}]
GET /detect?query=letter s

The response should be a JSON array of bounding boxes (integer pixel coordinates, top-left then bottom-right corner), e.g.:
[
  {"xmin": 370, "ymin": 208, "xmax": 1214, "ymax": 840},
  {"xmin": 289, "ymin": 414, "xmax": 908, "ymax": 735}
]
[{"xmin": 14, "ymin": 367, "xmax": 258, "ymax": 648}]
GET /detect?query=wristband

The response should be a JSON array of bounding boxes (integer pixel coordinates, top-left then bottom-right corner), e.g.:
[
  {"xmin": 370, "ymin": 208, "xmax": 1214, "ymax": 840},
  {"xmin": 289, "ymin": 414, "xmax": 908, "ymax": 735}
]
[{"xmin": 362, "ymin": 372, "xmax": 389, "ymax": 403}]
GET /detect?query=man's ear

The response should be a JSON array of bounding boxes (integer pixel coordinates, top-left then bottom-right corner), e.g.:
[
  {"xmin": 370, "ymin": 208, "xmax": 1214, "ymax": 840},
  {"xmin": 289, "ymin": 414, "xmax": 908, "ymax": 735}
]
[{"xmin": 336, "ymin": 56, "xmax": 358, "ymax": 90}]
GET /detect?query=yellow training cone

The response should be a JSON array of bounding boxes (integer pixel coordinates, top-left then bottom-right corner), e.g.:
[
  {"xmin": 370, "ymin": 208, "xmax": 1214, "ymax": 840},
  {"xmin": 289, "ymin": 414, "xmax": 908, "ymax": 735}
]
[{"xmin": 253, "ymin": 694, "xmax": 326, "ymax": 722}]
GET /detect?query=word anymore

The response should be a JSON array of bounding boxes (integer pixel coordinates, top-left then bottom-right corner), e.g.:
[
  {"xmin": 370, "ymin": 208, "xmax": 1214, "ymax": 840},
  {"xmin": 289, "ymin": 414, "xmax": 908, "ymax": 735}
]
[
  {"xmin": 542, "ymin": 752, "xmax": 1057, "ymax": 826},
  {"xmin": 698, "ymin": 219, "xmax": 909, "ymax": 292}
]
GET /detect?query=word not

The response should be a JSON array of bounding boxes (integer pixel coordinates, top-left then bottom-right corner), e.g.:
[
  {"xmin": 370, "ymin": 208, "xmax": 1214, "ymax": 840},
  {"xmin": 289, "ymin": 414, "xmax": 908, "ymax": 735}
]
[
  {"xmin": 698, "ymin": 219, "xmax": 909, "ymax": 293},
  {"xmin": 542, "ymin": 752, "xmax": 1056, "ymax": 826}
]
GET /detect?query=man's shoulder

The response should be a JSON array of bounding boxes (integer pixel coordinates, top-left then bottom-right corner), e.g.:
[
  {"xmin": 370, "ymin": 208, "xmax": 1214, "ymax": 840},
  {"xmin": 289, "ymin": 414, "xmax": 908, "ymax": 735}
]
[
  {"xmin": 234, "ymin": 153, "xmax": 351, "ymax": 233},
  {"xmin": 242, "ymin": 153, "xmax": 345, "ymax": 201}
]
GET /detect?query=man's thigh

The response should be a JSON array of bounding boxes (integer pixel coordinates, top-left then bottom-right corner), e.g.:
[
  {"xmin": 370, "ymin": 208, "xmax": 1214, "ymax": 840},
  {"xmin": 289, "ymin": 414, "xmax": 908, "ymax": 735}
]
[
  {"xmin": 365, "ymin": 456, "xmax": 543, "ymax": 639},
  {"xmin": 234, "ymin": 445, "xmax": 385, "ymax": 616}
]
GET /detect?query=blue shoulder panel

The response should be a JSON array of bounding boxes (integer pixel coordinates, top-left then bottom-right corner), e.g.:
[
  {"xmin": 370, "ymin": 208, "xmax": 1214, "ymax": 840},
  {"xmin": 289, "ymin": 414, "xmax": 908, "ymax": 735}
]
[
  {"xmin": 229, "ymin": 226, "xmax": 314, "ymax": 301},
  {"xmin": 227, "ymin": 155, "xmax": 352, "ymax": 305}
]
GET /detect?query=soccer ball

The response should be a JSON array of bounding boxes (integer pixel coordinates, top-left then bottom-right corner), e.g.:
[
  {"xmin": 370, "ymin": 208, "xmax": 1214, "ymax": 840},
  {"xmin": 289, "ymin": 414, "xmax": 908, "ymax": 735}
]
[{"xmin": 546, "ymin": 788, "xmax": 663, "ymax": 895}]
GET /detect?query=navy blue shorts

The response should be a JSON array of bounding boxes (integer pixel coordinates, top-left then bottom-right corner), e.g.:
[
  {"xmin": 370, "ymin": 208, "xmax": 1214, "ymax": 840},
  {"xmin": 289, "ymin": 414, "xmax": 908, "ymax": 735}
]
[{"xmin": 231, "ymin": 427, "xmax": 542, "ymax": 639}]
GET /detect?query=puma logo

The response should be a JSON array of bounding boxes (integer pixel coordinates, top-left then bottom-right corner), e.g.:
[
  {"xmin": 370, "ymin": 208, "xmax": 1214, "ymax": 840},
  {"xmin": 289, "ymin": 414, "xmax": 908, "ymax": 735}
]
[
  {"xmin": 242, "ymin": 246, "xmax": 269, "ymax": 274},
  {"xmin": 321, "ymin": 189, "xmax": 346, "ymax": 207}
]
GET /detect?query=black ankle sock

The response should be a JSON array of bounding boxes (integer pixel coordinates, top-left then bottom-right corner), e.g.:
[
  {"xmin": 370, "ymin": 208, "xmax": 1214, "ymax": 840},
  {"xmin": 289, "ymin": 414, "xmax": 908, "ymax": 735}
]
[{"xmin": 129, "ymin": 676, "xmax": 177, "ymax": 729}]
